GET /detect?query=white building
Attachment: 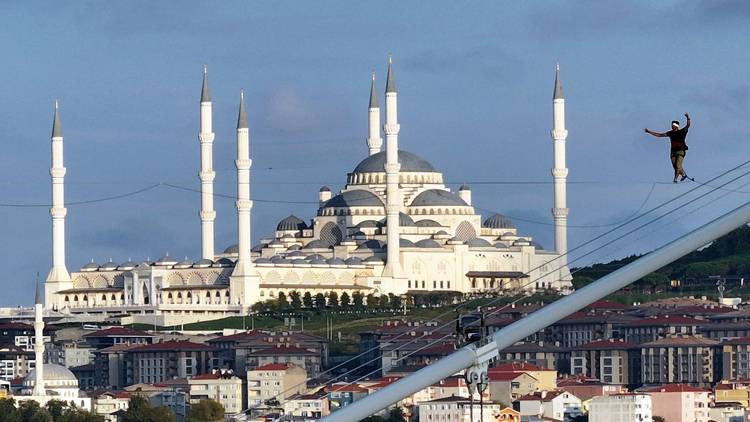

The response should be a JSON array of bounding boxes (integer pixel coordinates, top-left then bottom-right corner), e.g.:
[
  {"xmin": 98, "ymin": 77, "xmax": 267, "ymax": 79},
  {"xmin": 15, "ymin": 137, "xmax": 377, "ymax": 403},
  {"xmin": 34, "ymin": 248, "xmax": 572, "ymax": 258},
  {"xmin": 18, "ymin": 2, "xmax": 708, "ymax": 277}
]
[
  {"xmin": 93, "ymin": 391, "xmax": 131, "ymax": 422},
  {"xmin": 42, "ymin": 60, "xmax": 573, "ymax": 325},
  {"xmin": 517, "ymin": 390, "xmax": 582, "ymax": 421},
  {"xmin": 417, "ymin": 395, "xmax": 502, "ymax": 422},
  {"xmin": 187, "ymin": 371, "xmax": 244, "ymax": 417},
  {"xmin": 588, "ymin": 393, "xmax": 652, "ymax": 422},
  {"xmin": 246, "ymin": 363, "xmax": 306, "ymax": 408}
]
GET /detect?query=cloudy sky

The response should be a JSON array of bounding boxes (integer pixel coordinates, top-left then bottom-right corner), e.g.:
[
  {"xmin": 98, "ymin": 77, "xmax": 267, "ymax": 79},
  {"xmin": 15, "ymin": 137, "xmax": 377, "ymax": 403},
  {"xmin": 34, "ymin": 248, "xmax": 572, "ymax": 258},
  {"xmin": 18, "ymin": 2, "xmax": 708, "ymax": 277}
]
[{"xmin": 1, "ymin": 1, "xmax": 749, "ymax": 305}]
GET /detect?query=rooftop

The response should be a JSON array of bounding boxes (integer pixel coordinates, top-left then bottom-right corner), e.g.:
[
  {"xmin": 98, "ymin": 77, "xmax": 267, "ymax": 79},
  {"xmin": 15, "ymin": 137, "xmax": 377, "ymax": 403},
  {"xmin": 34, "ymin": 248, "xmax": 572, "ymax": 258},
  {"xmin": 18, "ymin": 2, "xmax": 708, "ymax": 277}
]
[{"xmin": 129, "ymin": 340, "xmax": 216, "ymax": 353}]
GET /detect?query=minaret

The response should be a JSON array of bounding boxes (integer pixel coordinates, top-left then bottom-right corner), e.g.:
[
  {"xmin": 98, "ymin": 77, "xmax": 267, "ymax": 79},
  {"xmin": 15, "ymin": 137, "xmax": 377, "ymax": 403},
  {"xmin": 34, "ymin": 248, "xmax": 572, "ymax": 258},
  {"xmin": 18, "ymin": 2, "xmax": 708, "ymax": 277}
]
[
  {"xmin": 366, "ymin": 72, "xmax": 382, "ymax": 156},
  {"xmin": 199, "ymin": 65, "xmax": 216, "ymax": 260},
  {"xmin": 382, "ymin": 56, "xmax": 403, "ymax": 277},
  {"xmin": 45, "ymin": 101, "xmax": 71, "ymax": 308},
  {"xmin": 33, "ymin": 277, "xmax": 45, "ymax": 396},
  {"xmin": 551, "ymin": 64, "xmax": 569, "ymax": 259},
  {"xmin": 230, "ymin": 90, "xmax": 260, "ymax": 308}
]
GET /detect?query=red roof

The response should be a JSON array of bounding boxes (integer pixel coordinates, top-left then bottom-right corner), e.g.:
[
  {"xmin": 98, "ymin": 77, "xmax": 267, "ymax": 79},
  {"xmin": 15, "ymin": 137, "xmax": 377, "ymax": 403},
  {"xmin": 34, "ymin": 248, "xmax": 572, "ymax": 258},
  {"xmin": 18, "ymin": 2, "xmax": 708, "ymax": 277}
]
[
  {"xmin": 129, "ymin": 340, "xmax": 215, "ymax": 353},
  {"xmin": 84, "ymin": 326, "xmax": 153, "ymax": 338},
  {"xmin": 625, "ymin": 315, "xmax": 703, "ymax": 326},
  {"xmin": 489, "ymin": 372, "xmax": 535, "ymax": 382},
  {"xmin": 644, "ymin": 384, "xmax": 710, "ymax": 393},
  {"xmin": 577, "ymin": 339, "xmax": 636, "ymax": 350},
  {"xmin": 585, "ymin": 300, "xmax": 627, "ymax": 310},
  {"xmin": 0, "ymin": 322, "xmax": 33, "ymax": 330},
  {"xmin": 517, "ymin": 391, "xmax": 568, "ymax": 402},
  {"xmin": 722, "ymin": 337, "xmax": 750, "ymax": 345},
  {"xmin": 491, "ymin": 362, "xmax": 549, "ymax": 372},
  {"xmin": 248, "ymin": 346, "xmax": 316, "ymax": 356},
  {"xmin": 326, "ymin": 384, "xmax": 367, "ymax": 393},
  {"xmin": 252, "ymin": 363, "xmax": 291, "ymax": 371}
]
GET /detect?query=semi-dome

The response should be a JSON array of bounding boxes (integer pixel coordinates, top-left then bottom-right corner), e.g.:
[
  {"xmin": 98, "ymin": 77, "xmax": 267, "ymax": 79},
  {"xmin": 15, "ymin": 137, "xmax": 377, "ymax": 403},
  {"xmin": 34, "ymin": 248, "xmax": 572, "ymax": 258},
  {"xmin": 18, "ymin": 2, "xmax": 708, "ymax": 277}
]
[
  {"xmin": 276, "ymin": 215, "xmax": 308, "ymax": 231},
  {"xmin": 303, "ymin": 240, "xmax": 333, "ymax": 250},
  {"xmin": 324, "ymin": 190, "xmax": 384, "ymax": 208},
  {"xmin": 483, "ymin": 213, "xmax": 515, "ymax": 229},
  {"xmin": 415, "ymin": 239, "xmax": 443, "ymax": 248},
  {"xmin": 410, "ymin": 189, "xmax": 468, "ymax": 207},
  {"xmin": 399, "ymin": 212, "xmax": 416, "ymax": 227},
  {"xmin": 353, "ymin": 150, "xmax": 437, "ymax": 174},
  {"xmin": 356, "ymin": 220, "xmax": 382, "ymax": 228},
  {"xmin": 287, "ymin": 244, "xmax": 302, "ymax": 251},
  {"xmin": 356, "ymin": 239, "xmax": 385, "ymax": 250},
  {"xmin": 223, "ymin": 244, "xmax": 239, "ymax": 254},
  {"xmin": 465, "ymin": 237, "xmax": 492, "ymax": 247},
  {"xmin": 415, "ymin": 219, "xmax": 441, "ymax": 227}
]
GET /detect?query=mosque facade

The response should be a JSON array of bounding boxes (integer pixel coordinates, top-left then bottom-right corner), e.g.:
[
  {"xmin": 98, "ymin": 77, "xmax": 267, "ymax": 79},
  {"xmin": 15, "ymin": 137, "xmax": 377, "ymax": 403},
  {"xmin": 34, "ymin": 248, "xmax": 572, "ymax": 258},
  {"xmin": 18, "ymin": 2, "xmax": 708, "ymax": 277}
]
[{"xmin": 43, "ymin": 59, "xmax": 572, "ymax": 325}]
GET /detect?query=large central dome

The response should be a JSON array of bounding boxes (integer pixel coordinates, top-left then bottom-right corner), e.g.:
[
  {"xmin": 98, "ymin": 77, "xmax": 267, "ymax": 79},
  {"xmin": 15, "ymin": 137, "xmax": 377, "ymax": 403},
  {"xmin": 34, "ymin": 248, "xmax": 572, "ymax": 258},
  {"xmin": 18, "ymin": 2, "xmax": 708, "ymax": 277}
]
[{"xmin": 353, "ymin": 150, "xmax": 437, "ymax": 174}]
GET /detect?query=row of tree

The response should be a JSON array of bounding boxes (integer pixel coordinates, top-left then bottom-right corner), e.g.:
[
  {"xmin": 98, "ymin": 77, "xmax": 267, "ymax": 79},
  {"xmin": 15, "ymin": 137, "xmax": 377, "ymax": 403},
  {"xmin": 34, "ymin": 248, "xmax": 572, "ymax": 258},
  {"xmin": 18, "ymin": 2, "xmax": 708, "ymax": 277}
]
[
  {"xmin": 0, "ymin": 397, "xmax": 225, "ymax": 422},
  {"xmin": 252, "ymin": 291, "xmax": 405, "ymax": 312}
]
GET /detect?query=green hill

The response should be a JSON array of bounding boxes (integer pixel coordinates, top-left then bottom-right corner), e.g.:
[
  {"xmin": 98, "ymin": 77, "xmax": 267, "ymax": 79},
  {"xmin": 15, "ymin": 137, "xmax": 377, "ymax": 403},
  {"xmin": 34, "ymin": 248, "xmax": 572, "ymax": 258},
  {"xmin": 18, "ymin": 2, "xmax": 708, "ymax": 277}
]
[{"xmin": 572, "ymin": 225, "xmax": 750, "ymax": 295}]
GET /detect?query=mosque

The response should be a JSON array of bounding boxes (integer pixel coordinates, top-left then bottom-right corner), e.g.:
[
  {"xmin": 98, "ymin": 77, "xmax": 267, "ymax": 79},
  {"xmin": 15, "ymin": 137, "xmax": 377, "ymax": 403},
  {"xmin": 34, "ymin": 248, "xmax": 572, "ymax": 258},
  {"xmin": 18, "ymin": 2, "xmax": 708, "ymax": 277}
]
[{"xmin": 43, "ymin": 58, "xmax": 572, "ymax": 325}]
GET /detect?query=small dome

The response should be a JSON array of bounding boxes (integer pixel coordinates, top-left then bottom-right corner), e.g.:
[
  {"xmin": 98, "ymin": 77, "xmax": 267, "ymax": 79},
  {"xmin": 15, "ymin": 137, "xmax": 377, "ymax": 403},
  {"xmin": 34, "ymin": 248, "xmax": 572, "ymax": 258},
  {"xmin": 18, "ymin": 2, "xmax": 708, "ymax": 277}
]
[
  {"xmin": 276, "ymin": 215, "xmax": 308, "ymax": 232},
  {"xmin": 287, "ymin": 244, "xmax": 302, "ymax": 251},
  {"xmin": 291, "ymin": 259, "xmax": 308, "ymax": 265},
  {"xmin": 175, "ymin": 259, "xmax": 193, "ymax": 269},
  {"xmin": 306, "ymin": 254, "xmax": 326, "ymax": 261},
  {"xmin": 193, "ymin": 259, "xmax": 213, "ymax": 268},
  {"xmin": 483, "ymin": 213, "xmax": 515, "ymax": 229},
  {"xmin": 415, "ymin": 239, "xmax": 443, "ymax": 248},
  {"xmin": 399, "ymin": 238, "xmax": 416, "ymax": 247},
  {"xmin": 327, "ymin": 258, "xmax": 346, "ymax": 265},
  {"xmin": 415, "ymin": 219, "xmax": 441, "ymax": 227},
  {"xmin": 410, "ymin": 189, "xmax": 468, "ymax": 207},
  {"xmin": 399, "ymin": 212, "xmax": 416, "ymax": 227},
  {"xmin": 363, "ymin": 256, "xmax": 384, "ymax": 263},
  {"xmin": 100, "ymin": 261, "xmax": 118, "ymax": 271},
  {"xmin": 286, "ymin": 251, "xmax": 304, "ymax": 257},
  {"xmin": 82, "ymin": 261, "xmax": 99, "ymax": 271},
  {"xmin": 223, "ymin": 245, "xmax": 239, "ymax": 254},
  {"xmin": 251, "ymin": 244, "xmax": 265, "ymax": 253},
  {"xmin": 344, "ymin": 257, "xmax": 362, "ymax": 265},
  {"xmin": 324, "ymin": 190, "xmax": 384, "ymax": 208},
  {"xmin": 309, "ymin": 258, "xmax": 327, "ymax": 265},
  {"xmin": 270, "ymin": 256, "xmax": 287, "ymax": 263},
  {"xmin": 118, "ymin": 261, "xmax": 135, "ymax": 270},
  {"xmin": 303, "ymin": 240, "xmax": 333, "ymax": 250},
  {"xmin": 435, "ymin": 230, "xmax": 449, "ymax": 236},
  {"xmin": 465, "ymin": 238, "xmax": 492, "ymax": 247},
  {"xmin": 356, "ymin": 220, "xmax": 382, "ymax": 228},
  {"xmin": 214, "ymin": 257, "xmax": 234, "ymax": 267},
  {"xmin": 319, "ymin": 186, "xmax": 331, "ymax": 192},
  {"xmin": 493, "ymin": 242, "xmax": 510, "ymax": 249},
  {"xmin": 352, "ymin": 150, "xmax": 437, "ymax": 174},
  {"xmin": 356, "ymin": 239, "xmax": 385, "ymax": 251},
  {"xmin": 157, "ymin": 255, "xmax": 178, "ymax": 265},
  {"xmin": 352, "ymin": 230, "xmax": 367, "ymax": 237},
  {"xmin": 255, "ymin": 257, "xmax": 272, "ymax": 264}
]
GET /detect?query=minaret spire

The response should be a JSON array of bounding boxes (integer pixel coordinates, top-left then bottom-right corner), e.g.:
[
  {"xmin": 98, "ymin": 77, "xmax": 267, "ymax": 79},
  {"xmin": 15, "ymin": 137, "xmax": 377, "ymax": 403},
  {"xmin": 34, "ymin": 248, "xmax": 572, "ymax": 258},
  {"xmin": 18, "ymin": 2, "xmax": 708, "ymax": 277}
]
[
  {"xmin": 45, "ymin": 100, "xmax": 71, "ymax": 309},
  {"xmin": 382, "ymin": 55, "xmax": 403, "ymax": 278},
  {"xmin": 230, "ymin": 89, "xmax": 260, "ymax": 309},
  {"xmin": 551, "ymin": 63, "xmax": 572, "ymax": 290},
  {"xmin": 32, "ymin": 275, "xmax": 45, "ymax": 396},
  {"xmin": 366, "ymin": 71, "xmax": 383, "ymax": 156},
  {"xmin": 199, "ymin": 65, "xmax": 216, "ymax": 260}
]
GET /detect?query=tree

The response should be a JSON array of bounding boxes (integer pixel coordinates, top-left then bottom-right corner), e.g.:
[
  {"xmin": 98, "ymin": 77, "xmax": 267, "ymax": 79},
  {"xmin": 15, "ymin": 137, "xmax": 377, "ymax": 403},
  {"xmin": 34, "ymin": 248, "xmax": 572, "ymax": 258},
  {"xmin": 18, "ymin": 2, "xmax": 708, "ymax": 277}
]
[
  {"xmin": 303, "ymin": 291, "xmax": 314, "ymax": 309},
  {"xmin": 186, "ymin": 399, "xmax": 225, "ymax": 422},
  {"xmin": 378, "ymin": 294, "xmax": 389, "ymax": 308},
  {"xmin": 652, "ymin": 417, "xmax": 665, "ymax": 422},
  {"xmin": 390, "ymin": 294, "xmax": 402, "ymax": 309},
  {"xmin": 18, "ymin": 401, "xmax": 50, "ymax": 422},
  {"xmin": 290, "ymin": 291, "xmax": 302, "ymax": 310},
  {"xmin": 45, "ymin": 400, "xmax": 66, "ymax": 422},
  {"xmin": 314, "ymin": 293, "xmax": 327, "ymax": 310},
  {"xmin": 366, "ymin": 293, "xmax": 378, "ymax": 309},
  {"xmin": 340, "ymin": 292, "xmax": 351, "ymax": 307},
  {"xmin": 123, "ymin": 395, "xmax": 176, "ymax": 422},
  {"xmin": 352, "ymin": 291, "xmax": 364, "ymax": 308},
  {"xmin": 276, "ymin": 292, "xmax": 288, "ymax": 310},
  {"xmin": 387, "ymin": 407, "xmax": 406, "ymax": 422},
  {"xmin": 0, "ymin": 398, "xmax": 21, "ymax": 422},
  {"xmin": 328, "ymin": 291, "xmax": 339, "ymax": 308}
]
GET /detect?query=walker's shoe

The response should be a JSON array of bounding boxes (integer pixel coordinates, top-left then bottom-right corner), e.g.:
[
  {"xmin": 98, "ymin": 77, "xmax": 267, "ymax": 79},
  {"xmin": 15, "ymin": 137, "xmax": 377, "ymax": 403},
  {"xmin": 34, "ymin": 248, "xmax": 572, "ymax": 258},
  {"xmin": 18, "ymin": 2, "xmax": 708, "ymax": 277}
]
[
  {"xmin": 681, "ymin": 174, "xmax": 694, "ymax": 182},
  {"xmin": 673, "ymin": 177, "xmax": 679, "ymax": 183}
]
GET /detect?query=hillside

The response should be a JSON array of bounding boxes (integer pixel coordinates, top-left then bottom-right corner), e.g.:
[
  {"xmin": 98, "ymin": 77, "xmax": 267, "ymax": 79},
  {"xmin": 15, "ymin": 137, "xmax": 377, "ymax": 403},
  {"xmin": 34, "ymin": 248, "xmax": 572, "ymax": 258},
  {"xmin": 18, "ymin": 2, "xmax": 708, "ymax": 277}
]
[{"xmin": 572, "ymin": 225, "xmax": 750, "ymax": 295}]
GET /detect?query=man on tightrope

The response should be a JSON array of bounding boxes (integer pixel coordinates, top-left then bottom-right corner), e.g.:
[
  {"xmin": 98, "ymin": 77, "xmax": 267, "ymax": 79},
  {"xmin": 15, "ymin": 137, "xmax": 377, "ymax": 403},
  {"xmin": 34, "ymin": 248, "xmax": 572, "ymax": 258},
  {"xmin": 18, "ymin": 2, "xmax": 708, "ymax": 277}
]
[{"xmin": 645, "ymin": 113, "xmax": 692, "ymax": 183}]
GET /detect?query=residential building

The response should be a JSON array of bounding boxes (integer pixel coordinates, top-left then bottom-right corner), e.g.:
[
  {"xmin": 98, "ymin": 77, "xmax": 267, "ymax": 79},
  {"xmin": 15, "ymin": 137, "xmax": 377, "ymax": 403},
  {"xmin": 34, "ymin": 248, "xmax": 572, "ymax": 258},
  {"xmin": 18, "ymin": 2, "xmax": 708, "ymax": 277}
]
[
  {"xmin": 622, "ymin": 316, "xmax": 703, "ymax": 345},
  {"xmin": 516, "ymin": 390, "xmax": 583, "ymax": 421},
  {"xmin": 187, "ymin": 371, "xmax": 244, "ymax": 417},
  {"xmin": 0, "ymin": 345, "xmax": 34, "ymax": 381},
  {"xmin": 327, "ymin": 384, "xmax": 369, "ymax": 411},
  {"xmin": 284, "ymin": 389, "xmax": 330, "ymax": 419},
  {"xmin": 417, "ymin": 395, "xmax": 502, "ymax": 422},
  {"xmin": 93, "ymin": 343, "xmax": 140, "ymax": 389},
  {"xmin": 92, "ymin": 391, "xmax": 131, "ymax": 422},
  {"xmin": 495, "ymin": 342, "xmax": 568, "ymax": 373},
  {"xmin": 639, "ymin": 336, "xmax": 720, "ymax": 386},
  {"xmin": 588, "ymin": 393, "xmax": 652, "ymax": 422},
  {"xmin": 46, "ymin": 341, "xmax": 94, "ymax": 369},
  {"xmin": 570, "ymin": 339, "xmax": 636, "ymax": 385},
  {"xmin": 246, "ymin": 345, "xmax": 322, "ymax": 377},
  {"xmin": 496, "ymin": 407, "xmax": 521, "ymax": 422},
  {"xmin": 82, "ymin": 327, "xmax": 155, "ymax": 349},
  {"xmin": 714, "ymin": 380, "xmax": 750, "ymax": 407},
  {"xmin": 708, "ymin": 402, "xmax": 746, "ymax": 422},
  {"xmin": 644, "ymin": 384, "xmax": 712, "ymax": 422},
  {"xmin": 488, "ymin": 371, "xmax": 539, "ymax": 406},
  {"xmin": 128, "ymin": 340, "xmax": 217, "ymax": 384},
  {"xmin": 721, "ymin": 337, "xmax": 750, "ymax": 380},
  {"xmin": 247, "ymin": 363, "xmax": 306, "ymax": 408},
  {"xmin": 0, "ymin": 322, "xmax": 53, "ymax": 351},
  {"xmin": 490, "ymin": 363, "xmax": 557, "ymax": 391},
  {"xmin": 547, "ymin": 311, "xmax": 636, "ymax": 348},
  {"xmin": 556, "ymin": 376, "xmax": 626, "ymax": 402}
]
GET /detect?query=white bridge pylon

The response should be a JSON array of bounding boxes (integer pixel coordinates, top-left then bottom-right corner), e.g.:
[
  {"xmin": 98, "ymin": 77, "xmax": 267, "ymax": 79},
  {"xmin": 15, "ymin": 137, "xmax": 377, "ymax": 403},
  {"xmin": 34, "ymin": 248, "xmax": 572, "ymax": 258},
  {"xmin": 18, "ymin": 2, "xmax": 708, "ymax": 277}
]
[{"xmin": 319, "ymin": 199, "xmax": 750, "ymax": 422}]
